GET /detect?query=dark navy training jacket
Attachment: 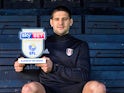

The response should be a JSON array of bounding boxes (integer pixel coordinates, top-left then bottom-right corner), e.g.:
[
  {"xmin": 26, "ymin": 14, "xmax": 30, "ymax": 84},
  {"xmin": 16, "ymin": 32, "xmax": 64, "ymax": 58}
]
[{"xmin": 39, "ymin": 34, "xmax": 90, "ymax": 93}]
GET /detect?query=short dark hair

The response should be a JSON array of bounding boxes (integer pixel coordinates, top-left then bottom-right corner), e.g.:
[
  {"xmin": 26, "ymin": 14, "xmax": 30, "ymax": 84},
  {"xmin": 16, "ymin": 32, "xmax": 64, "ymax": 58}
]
[{"xmin": 51, "ymin": 6, "xmax": 72, "ymax": 19}]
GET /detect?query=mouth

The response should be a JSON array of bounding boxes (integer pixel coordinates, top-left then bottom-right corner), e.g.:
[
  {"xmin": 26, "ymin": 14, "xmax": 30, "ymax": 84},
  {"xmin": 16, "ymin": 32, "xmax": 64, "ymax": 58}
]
[
  {"xmin": 58, "ymin": 26, "xmax": 64, "ymax": 29},
  {"xmin": 58, "ymin": 26, "xmax": 64, "ymax": 28}
]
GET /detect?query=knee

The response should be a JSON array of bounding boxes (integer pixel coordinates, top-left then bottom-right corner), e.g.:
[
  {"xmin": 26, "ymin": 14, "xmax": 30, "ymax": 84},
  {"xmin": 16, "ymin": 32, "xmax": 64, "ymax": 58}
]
[
  {"xmin": 86, "ymin": 81, "xmax": 106, "ymax": 90},
  {"xmin": 83, "ymin": 81, "xmax": 106, "ymax": 93},
  {"xmin": 21, "ymin": 82, "xmax": 46, "ymax": 93}
]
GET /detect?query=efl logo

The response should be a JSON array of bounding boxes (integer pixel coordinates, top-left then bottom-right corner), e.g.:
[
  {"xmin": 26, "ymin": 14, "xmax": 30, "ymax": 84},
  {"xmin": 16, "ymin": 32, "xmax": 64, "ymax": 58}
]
[{"xmin": 20, "ymin": 32, "xmax": 45, "ymax": 39}]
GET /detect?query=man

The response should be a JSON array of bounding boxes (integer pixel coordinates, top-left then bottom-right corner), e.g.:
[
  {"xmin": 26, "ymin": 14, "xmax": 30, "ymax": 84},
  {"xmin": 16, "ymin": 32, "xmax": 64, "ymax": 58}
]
[{"xmin": 14, "ymin": 6, "xmax": 106, "ymax": 93}]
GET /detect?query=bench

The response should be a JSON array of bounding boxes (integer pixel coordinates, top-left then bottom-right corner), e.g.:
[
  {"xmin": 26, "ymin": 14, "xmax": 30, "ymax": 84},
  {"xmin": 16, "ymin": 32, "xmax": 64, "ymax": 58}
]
[
  {"xmin": 43, "ymin": 1, "xmax": 80, "ymax": 8},
  {"xmin": 75, "ymin": 35, "xmax": 124, "ymax": 93},
  {"xmin": 3, "ymin": 0, "xmax": 41, "ymax": 9},
  {"xmin": 83, "ymin": 0, "xmax": 120, "ymax": 8},
  {"xmin": 0, "ymin": 16, "xmax": 37, "ymax": 35},
  {"xmin": 0, "ymin": 35, "xmax": 39, "ymax": 93},
  {"xmin": 85, "ymin": 15, "xmax": 124, "ymax": 34},
  {"xmin": 0, "ymin": 15, "xmax": 82, "ymax": 35},
  {"xmin": 0, "ymin": 34, "xmax": 123, "ymax": 93}
]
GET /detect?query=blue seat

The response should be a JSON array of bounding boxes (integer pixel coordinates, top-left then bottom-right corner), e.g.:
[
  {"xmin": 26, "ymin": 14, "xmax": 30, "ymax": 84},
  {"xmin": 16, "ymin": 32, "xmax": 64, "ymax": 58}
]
[
  {"xmin": 0, "ymin": 19, "xmax": 123, "ymax": 93},
  {"xmin": 0, "ymin": 16, "xmax": 37, "ymax": 35},
  {"xmin": 85, "ymin": 15, "xmax": 124, "ymax": 34}
]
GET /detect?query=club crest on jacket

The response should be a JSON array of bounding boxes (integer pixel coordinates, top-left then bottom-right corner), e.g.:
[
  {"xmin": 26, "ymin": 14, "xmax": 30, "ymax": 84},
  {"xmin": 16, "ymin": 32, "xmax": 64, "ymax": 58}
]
[{"xmin": 66, "ymin": 48, "xmax": 73, "ymax": 56}]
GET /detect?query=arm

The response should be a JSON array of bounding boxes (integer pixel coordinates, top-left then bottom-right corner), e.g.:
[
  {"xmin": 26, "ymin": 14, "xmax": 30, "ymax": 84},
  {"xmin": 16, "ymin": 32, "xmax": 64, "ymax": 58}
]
[{"xmin": 52, "ymin": 42, "xmax": 90, "ymax": 82}]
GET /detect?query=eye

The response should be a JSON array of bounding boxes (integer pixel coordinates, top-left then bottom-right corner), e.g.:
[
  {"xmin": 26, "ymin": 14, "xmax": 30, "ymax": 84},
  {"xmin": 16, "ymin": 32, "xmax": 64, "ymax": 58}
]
[
  {"xmin": 63, "ymin": 17, "xmax": 69, "ymax": 21},
  {"xmin": 53, "ymin": 18, "xmax": 59, "ymax": 21},
  {"xmin": 52, "ymin": 17, "xmax": 70, "ymax": 21}
]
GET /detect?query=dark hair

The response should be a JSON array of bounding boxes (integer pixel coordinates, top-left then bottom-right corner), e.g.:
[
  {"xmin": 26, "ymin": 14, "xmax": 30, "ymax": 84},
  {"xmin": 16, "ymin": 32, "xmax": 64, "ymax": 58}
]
[{"xmin": 51, "ymin": 6, "xmax": 72, "ymax": 19}]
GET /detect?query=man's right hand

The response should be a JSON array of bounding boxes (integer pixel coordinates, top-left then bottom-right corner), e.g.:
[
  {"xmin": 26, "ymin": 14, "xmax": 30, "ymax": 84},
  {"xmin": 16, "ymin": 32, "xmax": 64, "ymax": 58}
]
[{"xmin": 14, "ymin": 58, "xmax": 25, "ymax": 72}]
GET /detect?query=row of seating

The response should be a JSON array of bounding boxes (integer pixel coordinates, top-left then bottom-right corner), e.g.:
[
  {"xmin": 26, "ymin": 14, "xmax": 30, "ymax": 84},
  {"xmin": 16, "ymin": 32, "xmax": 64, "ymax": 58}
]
[
  {"xmin": 85, "ymin": 15, "xmax": 124, "ymax": 34},
  {"xmin": 0, "ymin": 15, "xmax": 124, "ymax": 35},
  {"xmin": 0, "ymin": 15, "xmax": 82, "ymax": 35},
  {"xmin": 0, "ymin": 0, "xmax": 123, "ymax": 9},
  {"xmin": 0, "ymin": 15, "xmax": 123, "ymax": 93}
]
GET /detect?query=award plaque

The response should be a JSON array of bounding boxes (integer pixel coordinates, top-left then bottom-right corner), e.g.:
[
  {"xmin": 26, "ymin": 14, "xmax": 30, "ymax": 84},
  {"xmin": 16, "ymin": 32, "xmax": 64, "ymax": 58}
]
[{"xmin": 18, "ymin": 28, "xmax": 46, "ymax": 64}]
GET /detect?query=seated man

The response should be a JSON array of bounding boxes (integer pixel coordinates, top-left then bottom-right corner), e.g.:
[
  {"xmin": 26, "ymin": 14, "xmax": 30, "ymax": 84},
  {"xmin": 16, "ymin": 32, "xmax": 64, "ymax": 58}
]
[{"xmin": 14, "ymin": 6, "xmax": 106, "ymax": 93}]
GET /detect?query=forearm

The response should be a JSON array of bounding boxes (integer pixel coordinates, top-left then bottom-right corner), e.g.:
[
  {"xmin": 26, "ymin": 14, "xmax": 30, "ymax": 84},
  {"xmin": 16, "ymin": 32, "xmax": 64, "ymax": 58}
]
[
  {"xmin": 52, "ymin": 63, "xmax": 90, "ymax": 82},
  {"xmin": 51, "ymin": 42, "xmax": 90, "ymax": 82}
]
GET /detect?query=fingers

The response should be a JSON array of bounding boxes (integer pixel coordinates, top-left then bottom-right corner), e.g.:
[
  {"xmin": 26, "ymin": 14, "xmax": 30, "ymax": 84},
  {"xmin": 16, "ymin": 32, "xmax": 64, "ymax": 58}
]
[
  {"xmin": 14, "ymin": 56, "xmax": 52, "ymax": 73},
  {"xmin": 35, "ymin": 57, "xmax": 53, "ymax": 73},
  {"xmin": 35, "ymin": 56, "xmax": 50, "ymax": 67},
  {"xmin": 14, "ymin": 59, "xmax": 25, "ymax": 72},
  {"xmin": 35, "ymin": 63, "xmax": 46, "ymax": 67}
]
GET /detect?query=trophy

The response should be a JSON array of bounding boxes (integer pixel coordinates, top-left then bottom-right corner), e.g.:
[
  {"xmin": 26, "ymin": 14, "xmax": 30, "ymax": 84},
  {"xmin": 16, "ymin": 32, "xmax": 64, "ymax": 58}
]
[{"xmin": 18, "ymin": 28, "xmax": 46, "ymax": 64}]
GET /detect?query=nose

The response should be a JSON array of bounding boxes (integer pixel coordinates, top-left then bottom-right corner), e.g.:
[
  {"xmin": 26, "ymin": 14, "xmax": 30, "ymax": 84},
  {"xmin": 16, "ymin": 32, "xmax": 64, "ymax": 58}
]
[{"xmin": 58, "ymin": 19, "xmax": 64, "ymax": 25}]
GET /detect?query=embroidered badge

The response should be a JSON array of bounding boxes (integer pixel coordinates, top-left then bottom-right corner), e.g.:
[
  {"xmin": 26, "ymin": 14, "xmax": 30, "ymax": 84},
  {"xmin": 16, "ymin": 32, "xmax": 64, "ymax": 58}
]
[
  {"xmin": 43, "ymin": 48, "xmax": 50, "ymax": 54},
  {"xmin": 66, "ymin": 48, "xmax": 73, "ymax": 56}
]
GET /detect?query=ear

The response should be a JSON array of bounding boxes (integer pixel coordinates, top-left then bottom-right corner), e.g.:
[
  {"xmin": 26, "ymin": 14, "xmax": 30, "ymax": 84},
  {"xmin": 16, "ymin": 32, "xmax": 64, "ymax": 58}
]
[
  {"xmin": 50, "ymin": 19, "xmax": 53, "ymax": 27},
  {"xmin": 70, "ymin": 19, "xmax": 73, "ymax": 26}
]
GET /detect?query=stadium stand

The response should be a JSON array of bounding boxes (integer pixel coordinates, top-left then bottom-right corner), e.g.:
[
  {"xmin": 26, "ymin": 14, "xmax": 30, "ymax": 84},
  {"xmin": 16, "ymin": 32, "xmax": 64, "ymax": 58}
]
[
  {"xmin": 83, "ymin": 0, "xmax": 120, "ymax": 8},
  {"xmin": 85, "ymin": 15, "xmax": 124, "ymax": 34},
  {"xmin": 0, "ymin": 15, "xmax": 123, "ymax": 93},
  {"xmin": 0, "ymin": 0, "xmax": 123, "ymax": 92},
  {"xmin": 0, "ymin": 33, "xmax": 124, "ymax": 93},
  {"xmin": 0, "ymin": 16, "xmax": 37, "ymax": 35},
  {"xmin": 3, "ymin": 0, "xmax": 42, "ymax": 9}
]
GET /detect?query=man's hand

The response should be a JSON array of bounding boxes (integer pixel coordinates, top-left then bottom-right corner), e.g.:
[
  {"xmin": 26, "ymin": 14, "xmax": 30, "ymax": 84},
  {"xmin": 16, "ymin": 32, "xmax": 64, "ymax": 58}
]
[
  {"xmin": 14, "ymin": 57, "xmax": 25, "ymax": 72},
  {"xmin": 35, "ymin": 56, "xmax": 53, "ymax": 73}
]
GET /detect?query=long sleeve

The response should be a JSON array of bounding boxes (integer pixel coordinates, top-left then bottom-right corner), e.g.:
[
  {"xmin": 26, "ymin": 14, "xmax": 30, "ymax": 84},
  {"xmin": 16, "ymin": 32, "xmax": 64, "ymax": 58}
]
[{"xmin": 52, "ymin": 42, "xmax": 90, "ymax": 82}]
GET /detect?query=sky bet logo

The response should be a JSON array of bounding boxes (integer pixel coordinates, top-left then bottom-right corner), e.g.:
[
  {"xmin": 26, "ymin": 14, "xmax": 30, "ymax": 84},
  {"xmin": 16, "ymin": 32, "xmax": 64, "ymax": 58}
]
[{"xmin": 20, "ymin": 32, "xmax": 45, "ymax": 39}]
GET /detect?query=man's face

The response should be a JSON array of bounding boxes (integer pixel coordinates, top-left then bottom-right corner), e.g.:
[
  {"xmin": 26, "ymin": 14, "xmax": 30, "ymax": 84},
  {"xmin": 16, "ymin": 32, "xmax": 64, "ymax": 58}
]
[{"xmin": 50, "ymin": 11, "xmax": 73, "ymax": 36}]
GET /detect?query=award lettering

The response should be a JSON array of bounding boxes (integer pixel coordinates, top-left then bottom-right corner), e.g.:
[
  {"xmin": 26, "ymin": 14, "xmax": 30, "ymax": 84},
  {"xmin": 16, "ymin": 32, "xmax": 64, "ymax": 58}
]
[{"xmin": 18, "ymin": 28, "xmax": 46, "ymax": 64}]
